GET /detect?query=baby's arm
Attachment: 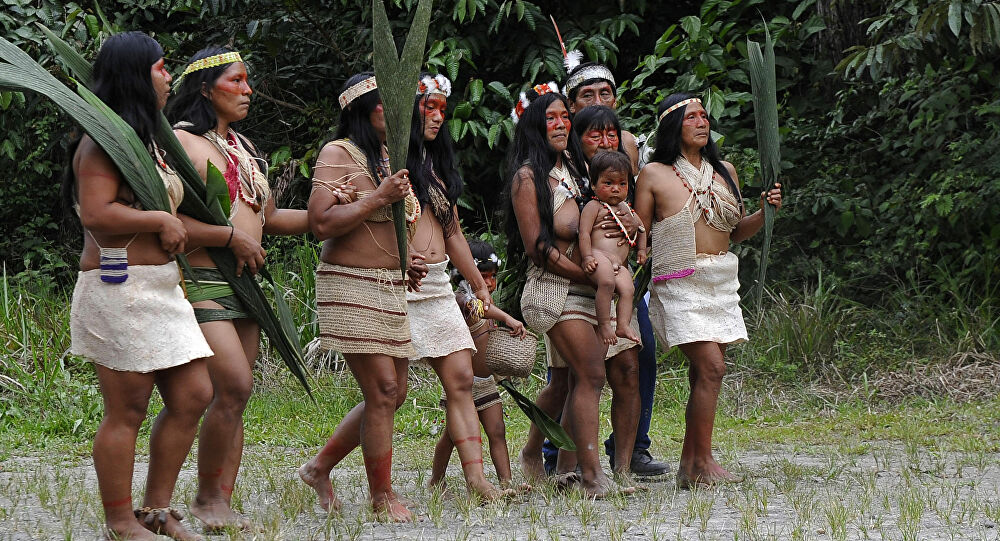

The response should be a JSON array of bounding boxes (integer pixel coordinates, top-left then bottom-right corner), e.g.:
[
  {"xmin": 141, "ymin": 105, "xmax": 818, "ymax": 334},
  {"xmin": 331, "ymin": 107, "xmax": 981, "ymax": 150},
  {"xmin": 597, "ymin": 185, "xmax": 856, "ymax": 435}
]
[
  {"xmin": 579, "ymin": 200, "xmax": 602, "ymax": 274},
  {"xmin": 627, "ymin": 200, "xmax": 648, "ymax": 265},
  {"xmin": 484, "ymin": 304, "xmax": 527, "ymax": 338}
]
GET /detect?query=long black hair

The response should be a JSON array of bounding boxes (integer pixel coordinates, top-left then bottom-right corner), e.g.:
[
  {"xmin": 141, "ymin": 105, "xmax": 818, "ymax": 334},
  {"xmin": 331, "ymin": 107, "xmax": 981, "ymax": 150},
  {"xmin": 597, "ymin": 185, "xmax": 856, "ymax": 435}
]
[
  {"xmin": 92, "ymin": 32, "xmax": 164, "ymax": 146},
  {"xmin": 502, "ymin": 91, "xmax": 587, "ymax": 269},
  {"xmin": 166, "ymin": 46, "xmax": 240, "ymax": 136},
  {"xmin": 572, "ymin": 105, "xmax": 635, "ymax": 203},
  {"xmin": 407, "ymin": 74, "xmax": 463, "ymax": 235},
  {"xmin": 332, "ymin": 72, "xmax": 383, "ymax": 180},
  {"xmin": 61, "ymin": 32, "xmax": 163, "ymax": 221},
  {"xmin": 650, "ymin": 93, "xmax": 741, "ymax": 208}
]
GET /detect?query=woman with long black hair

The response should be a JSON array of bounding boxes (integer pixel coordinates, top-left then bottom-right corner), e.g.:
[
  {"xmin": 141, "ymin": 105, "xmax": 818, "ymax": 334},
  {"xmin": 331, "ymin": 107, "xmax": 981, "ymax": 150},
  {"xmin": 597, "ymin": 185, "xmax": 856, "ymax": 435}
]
[
  {"xmin": 66, "ymin": 32, "xmax": 212, "ymax": 540},
  {"xmin": 506, "ymin": 85, "xmax": 639, "ymax": 498},
  {"xmin": 298, "ymin": 72, "xmax": 420, "ymax": 521},
  {"xmin": 166, "ymin": 46, "xmax": 308, "ymax": 530},
  {"xmin": 634, "ymin": 93, "xmax": 782, "ymax": 487}
]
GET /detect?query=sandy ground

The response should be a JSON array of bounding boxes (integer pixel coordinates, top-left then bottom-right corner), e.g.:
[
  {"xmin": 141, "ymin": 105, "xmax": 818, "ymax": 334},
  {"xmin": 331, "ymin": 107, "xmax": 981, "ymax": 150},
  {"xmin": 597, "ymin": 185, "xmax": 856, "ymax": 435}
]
[{"xmin": 1, "ymin": 441, "xmax": 999, "ymax": 540}]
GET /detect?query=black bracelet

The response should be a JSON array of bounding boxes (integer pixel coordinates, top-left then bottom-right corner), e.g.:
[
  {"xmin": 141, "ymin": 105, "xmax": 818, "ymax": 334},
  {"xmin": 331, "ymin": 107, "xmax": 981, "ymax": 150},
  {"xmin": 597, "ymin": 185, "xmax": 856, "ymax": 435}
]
[{"xmin": 224, "ymin": 225, "xmax": 235, "ymax": 248}]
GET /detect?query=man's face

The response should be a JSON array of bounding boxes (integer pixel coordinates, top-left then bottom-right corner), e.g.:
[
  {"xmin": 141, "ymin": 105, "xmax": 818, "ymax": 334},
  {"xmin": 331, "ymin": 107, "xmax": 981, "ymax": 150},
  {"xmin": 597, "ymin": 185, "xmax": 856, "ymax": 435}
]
[{"xmin": 571, "ymin": 80, "xmax": 615, "ymax": 112}]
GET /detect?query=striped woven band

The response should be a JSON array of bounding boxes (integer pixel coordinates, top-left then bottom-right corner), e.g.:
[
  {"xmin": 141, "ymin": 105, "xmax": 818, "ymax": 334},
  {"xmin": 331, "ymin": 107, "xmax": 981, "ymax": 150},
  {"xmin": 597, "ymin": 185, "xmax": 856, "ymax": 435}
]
[
  {"xmin": 339, "ymin": 76, "xmax": 378, "ymax": 109},
  {"xmin": 179, "ymin": 52, "xmax": 242, "ymax": 80},
  {"xmin": 565, "ymin": 64, "xmax": 615, "ymax": 96},
  {"xmin": 658, "ymin": 98, "xmax": 701, "ymax": 122}
]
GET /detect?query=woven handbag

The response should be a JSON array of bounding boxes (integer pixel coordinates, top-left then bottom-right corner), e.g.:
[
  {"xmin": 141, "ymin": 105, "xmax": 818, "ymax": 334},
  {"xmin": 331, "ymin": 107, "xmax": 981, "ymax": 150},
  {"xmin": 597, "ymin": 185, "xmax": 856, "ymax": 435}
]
[
  {"xmin": 519, "ymin": 264, "xmax": 570, "ymax": 334},
  {"xmin": 484, "ymin": 327, "xmax": 538, "ymax": 378}
]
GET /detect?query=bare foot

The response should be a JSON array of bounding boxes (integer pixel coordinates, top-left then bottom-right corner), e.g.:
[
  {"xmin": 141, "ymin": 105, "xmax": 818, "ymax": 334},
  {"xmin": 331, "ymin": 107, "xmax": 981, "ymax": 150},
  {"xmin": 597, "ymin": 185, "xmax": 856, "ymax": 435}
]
[
  {"xmin": 597, "ymin": 322, "xmax": 618, "ymax": 345},
  {"xmin": 579, "ymin": 470, "xmax": 636, "ymax": 500},
  {"xmin": 298, "ymin": 462, "xmax": 343, "ymax": 512},
  {"xmin": 189, "ymin": 497, "xmax": 251, "ymax": 532},
  {"xmin": 676, "ymin": 462, "xmax": 742, "ymax": 489},
  {"xmin": 550, "ymin": 470, "xmax": 580, "ymax": 491},
  {"xmin": 105, "ymin": 520, "xmax": 157, "ymax": 541},
  {"xmin": 615, "ymin": 325, "xmax": 640, "ymax": 343},
  {"xmin": 427, "ymin": 475, "xmax": 446, "ymax": 491},
  {"xmin": 135, "ymin": 508, "xmax": 204, "ymax": 541},
  {"xmin": 500, "ymin": 479, "xmax": 533, "ymax": 494},
  {"xmin": 466, "ymin": 477, "xmax": 509, "ymax": 503},
  {"xmin": 518, "ymin": 448, "xmax": 546, "ymax": 483},
  {"xmin": 371, "ymin": 493, "xmax": 414, "ymax": 522}
]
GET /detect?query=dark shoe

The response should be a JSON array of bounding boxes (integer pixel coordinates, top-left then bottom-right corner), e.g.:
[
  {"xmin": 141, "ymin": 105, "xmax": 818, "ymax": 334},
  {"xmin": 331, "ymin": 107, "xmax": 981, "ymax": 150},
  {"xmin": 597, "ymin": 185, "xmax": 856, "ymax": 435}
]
[{"xmin": 629, "ymin": 450, "xmax": 671, "ymax": 477}]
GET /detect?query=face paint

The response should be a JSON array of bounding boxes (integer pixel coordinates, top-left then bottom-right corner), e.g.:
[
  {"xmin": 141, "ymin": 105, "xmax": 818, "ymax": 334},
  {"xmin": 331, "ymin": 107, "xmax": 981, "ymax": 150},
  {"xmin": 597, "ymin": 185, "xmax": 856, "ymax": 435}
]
[
  {"xmin": 544, "ymin": 100, "xmax": 571, "ymax": 152},
  {"xmin": 102, "ymin": 496, "xmax": 132, "ymax": 508},
  {"xmin": 422, "ymin": 94, "xmax": 447, "ymax": 141},
  {"xmin": 214, "ymin": 63, "xmax": 252, "ymax": 95}
]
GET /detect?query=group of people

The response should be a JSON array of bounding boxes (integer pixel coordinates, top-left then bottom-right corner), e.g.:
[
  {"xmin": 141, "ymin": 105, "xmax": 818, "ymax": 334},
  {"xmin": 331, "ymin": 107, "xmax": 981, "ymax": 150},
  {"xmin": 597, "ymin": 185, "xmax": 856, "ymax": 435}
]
[{"xmin": 64, "ymin": 30, "xmax": 781, "ymax": 541}]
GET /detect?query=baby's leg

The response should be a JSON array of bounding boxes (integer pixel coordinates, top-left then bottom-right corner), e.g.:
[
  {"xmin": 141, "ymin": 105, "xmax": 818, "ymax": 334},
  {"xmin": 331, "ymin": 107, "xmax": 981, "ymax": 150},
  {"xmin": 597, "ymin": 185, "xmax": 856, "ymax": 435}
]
[
  {"xmin": 612, "ymin": 262, "xmax": 640, "ymax": 342},
  {"xmin": 590, "ymin": 250, "xmax": 619, "ymax": 345}
]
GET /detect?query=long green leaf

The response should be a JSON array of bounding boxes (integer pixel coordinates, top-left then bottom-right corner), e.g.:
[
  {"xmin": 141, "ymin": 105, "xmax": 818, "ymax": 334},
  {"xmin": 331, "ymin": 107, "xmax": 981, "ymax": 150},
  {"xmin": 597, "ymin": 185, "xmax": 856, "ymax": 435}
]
[
  {"xmin": 747, "ymin": 24, "xmax": 781, "ymax": 307},
  {"xmin": 499, "ymin": 379, "xmax": 576, "ymax": 451},
  {"xmin": 372, "ymin": 0, "xmax": 433, "ymax": 279},
  {"xmin": 36, "ymin": 23, "xmax": 93, "ymax": 85}
]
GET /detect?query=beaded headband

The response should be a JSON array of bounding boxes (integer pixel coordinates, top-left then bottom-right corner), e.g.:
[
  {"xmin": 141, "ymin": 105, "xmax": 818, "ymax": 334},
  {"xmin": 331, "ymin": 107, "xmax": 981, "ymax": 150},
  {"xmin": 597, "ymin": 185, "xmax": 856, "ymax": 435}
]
[
  {"xmin": 178, "ymin": 52, "xmax": 242, "ymax": 82},
  {"xmin": 417, "ymin": 74, "xmax": 452, "ymax": 97},
  {"xmin": 510, "ymin": 81, "xmax": 560, "ymax": 123},
  {"xmin": 339, "ymin": 76, "xmax": 378, "ymax": 109},
  {"xmin": 658, "ymin": 98, "xmax": 702, "ymax": 122},
  {"xmin": 564, "ymin": 64, "xmax": 615, "ymax": 97},
  {"xmin": 473, "ymin": 253, "xmax": 501, "ymax": 268}
]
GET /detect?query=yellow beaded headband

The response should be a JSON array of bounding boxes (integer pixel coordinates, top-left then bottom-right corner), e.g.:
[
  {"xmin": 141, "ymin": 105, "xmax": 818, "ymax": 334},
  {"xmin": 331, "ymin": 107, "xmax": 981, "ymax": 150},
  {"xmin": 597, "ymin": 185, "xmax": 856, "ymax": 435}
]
[
  {"xmin": 658, "ymin": 98, "xmax": 701, "ymax": 122},
  {"xmin": 178, "ymin": 52, "xmax": 243, "ymax": 82},
  {"xmin": 339, "ymin": 76, "xmax": 378, "ymax": 109}
]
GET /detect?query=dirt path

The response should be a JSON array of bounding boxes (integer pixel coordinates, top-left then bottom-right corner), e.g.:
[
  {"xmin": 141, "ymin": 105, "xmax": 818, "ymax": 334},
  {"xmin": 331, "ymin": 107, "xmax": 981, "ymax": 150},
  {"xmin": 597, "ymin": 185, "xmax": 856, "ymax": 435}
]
[{"xmin": 2, "ymin": 441, "xmax": 998, "ymax": 540}]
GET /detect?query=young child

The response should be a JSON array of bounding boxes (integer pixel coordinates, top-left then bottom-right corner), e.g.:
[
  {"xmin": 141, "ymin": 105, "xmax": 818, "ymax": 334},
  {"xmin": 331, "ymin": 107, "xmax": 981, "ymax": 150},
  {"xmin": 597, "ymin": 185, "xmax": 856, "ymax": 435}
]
[
  {"xmin": 579, "ymin": 151, "xmax": 646, "ymax": 345},
  {"xmin": 428, "ymin": 238, "xmax": 530, "ymax": 491}
]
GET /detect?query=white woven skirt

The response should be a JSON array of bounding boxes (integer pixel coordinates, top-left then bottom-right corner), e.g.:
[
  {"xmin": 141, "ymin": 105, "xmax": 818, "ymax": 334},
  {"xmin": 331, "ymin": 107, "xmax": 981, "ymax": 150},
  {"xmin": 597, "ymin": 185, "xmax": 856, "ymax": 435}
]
[
  {"xmin": 544, "ymin": 283, "xmax": 641, "ymax": 368},
  {"xmin": 648, "ymin": 252, "xmax": 748, "ymax": 349},
  {"xmin": 406, "ymin": 258, "xmax": 475, "ymax": 361},
  {"xmin": 70, "ymin": 261, "xmax": 213, "ymax": 373}
]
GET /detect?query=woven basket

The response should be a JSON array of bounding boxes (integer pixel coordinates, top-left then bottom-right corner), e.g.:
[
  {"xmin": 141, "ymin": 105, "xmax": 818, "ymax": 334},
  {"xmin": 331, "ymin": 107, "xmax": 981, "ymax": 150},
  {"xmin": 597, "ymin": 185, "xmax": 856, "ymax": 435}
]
[
  {"xmin": 520, "ymin": 265, "xmax": 570, "ymax": 333},
  {"xmin": 484, "ymin": 327, "xmax": 538, "ymax": 378}
]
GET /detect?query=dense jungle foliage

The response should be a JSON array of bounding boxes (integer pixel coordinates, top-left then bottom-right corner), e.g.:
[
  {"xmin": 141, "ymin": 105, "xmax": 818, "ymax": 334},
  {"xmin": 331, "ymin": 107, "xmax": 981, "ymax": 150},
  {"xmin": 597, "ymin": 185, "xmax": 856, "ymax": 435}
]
[{"xmin": 1, "ymin": 0, "xmax": 997, "ymax": 323}]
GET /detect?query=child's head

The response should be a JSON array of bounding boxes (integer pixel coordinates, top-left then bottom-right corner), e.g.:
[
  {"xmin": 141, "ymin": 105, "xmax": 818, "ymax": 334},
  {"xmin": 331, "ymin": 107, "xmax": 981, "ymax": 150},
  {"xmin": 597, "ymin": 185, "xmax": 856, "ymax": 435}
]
[
  {"xmin": 589, "ymin": 150, "xmax": 631, "ymax": 206},
  {"xmin": 468, "ymin": 238, "xmax": 500, "ymax": 292}
]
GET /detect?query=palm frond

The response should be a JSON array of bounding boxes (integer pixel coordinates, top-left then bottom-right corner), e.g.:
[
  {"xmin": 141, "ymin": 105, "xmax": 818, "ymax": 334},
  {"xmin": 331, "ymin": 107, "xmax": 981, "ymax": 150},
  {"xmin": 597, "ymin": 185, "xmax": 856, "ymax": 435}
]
[
  {"xmin": 372, "ymin": 0, "xmax": 433, "ymax": 279},
  {"xmin": 747, "ymin": 25, "xmax": 781, "ymax": 307},
  {"xmin": 499, "ymin": 379, "xmax": 576, "ymax": 450}
]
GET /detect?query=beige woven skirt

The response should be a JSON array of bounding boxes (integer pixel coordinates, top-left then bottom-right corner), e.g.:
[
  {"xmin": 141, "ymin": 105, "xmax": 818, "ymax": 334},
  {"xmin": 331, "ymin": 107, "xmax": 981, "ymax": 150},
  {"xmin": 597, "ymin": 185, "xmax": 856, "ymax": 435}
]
[
  {"xmin": 406, "ymin": 258, "xmax": 475, "ymax": 361},
  {"xmin": 70, "ymin": 262, "xmax": 213, "ymax": 373},
  {"xmin": 544, "ymin": 283, "xmax": 641, "ymax": 368},
  {"xmin": 648, "ymin": 252, "xmax": 748, "ymax": 348},
  {"xmin": 316, "ymin": 262, "xmax": 415, "ymax": 358},
  {"xmin": 440, "ymin": 375, "xmax": 502, "ymax": 412}
]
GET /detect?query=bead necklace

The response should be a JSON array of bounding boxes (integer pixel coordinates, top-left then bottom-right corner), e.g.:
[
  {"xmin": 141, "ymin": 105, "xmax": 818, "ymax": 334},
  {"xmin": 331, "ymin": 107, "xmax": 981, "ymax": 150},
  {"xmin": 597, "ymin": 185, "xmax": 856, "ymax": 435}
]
[
  {"xmin": 593, "ymin": 197, "xmax": 638, "ymax": 247},
  {"xmin": 672, "ymin": 163, "xmax": 717, "ymax": 219}
]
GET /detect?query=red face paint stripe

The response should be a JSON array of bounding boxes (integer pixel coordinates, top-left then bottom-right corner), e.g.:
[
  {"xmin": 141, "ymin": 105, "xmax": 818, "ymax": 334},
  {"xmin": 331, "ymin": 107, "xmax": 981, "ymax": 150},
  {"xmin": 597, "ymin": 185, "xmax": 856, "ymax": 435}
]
[
  {"xmin": 198, "ymin": 468, "xmax": 223, "ymax": 478},
  {"xmin": 220, "ymin": 484, "xmax": 234, "ymax": 495},
  {"xmin": 363, "ymin": 451, "xmax": 393, "ymax": 495},
  {"xmin": 461, "ymin": 459, "xmax": 484, "ymax": 468},
  {"xmin": 319, "ymin": 437, "xmax": 355, "ymax": 464},
  {"xmin": 453, "ymin": 436, "xmax": 483, "ymax": 445}
]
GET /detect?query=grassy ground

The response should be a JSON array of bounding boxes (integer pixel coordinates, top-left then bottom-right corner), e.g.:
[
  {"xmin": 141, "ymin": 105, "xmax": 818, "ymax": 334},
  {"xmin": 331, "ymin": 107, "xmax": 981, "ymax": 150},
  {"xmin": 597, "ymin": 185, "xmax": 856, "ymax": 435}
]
[
  {"xmin": 2, "ymin": 256, "xmax": 997, "ymax": 539},
  {"xmin": 1, "ymin": 365, "xmax": 999, "ymax": 540}
]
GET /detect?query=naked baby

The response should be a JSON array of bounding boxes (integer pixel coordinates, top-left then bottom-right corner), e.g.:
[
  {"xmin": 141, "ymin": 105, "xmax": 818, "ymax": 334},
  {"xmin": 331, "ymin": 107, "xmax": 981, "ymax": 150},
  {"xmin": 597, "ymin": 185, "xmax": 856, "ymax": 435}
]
[{"xmin": 578, "ymin": 150, "xmax": 646, "ymax": 345}]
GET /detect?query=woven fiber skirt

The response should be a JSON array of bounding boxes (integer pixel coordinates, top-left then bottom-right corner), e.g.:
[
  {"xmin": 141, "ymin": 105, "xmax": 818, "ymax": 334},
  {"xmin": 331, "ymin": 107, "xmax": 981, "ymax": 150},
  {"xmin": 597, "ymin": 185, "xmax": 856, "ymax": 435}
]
[
  {"xmin": 648, "ymin": 252, "xmax": 748, "ymax": 349},
  {"xmin": 544, "ymin": 283, "xmax": 641, "ymax": 368},
  {"xmin": 406, "ymin": 258, "xmax": 475, "ymax": 361},
  {"xmin": 70, "ymin": 261, "xmax": 213, "ymax": 373},
  {"xmin": 316, "ymin": 262, "xmax": 415, "ymax": 358},
  {"xmin": 440, "ymin": 375, "xmax": 502, "ymax": 412}
]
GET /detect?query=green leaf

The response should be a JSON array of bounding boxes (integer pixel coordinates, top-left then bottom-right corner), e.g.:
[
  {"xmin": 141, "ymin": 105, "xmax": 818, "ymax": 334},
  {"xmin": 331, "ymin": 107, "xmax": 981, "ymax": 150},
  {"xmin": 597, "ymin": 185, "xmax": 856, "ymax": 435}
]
[
  {"xmin": 487, "ymin": 80, "xmax": 512, "ymax": 103},
  {"xmin": 372, "ymin": 0, "xmax": 433, "ymax": 279},
  {"xmin": 499, "ymin": 379, "xmax": 576, "ymax": 451},
  {"xmin": 680, "ymin": 15, "xmax": 701, "ymax": 38},
  {"xmin": 948, "ymin": 0, "xmax": 963, "ymax": 37},
  {"xmin": 204, "ymin": 161, "xmax": 231, "ymax": 218},
  {"xmin": 453, "ymin": 101, "xmax": 472, "ymax": 119},
  {"xmin": 84, "ymin": 14, "xmax": 99, "ymax": 38},
  {"xmin": 487, "ymin": 122, "xmax": 501, "ymax": 148},
  {"xmin": 468, "ymin": 78, "xmax": 483, "ymax": 104}
]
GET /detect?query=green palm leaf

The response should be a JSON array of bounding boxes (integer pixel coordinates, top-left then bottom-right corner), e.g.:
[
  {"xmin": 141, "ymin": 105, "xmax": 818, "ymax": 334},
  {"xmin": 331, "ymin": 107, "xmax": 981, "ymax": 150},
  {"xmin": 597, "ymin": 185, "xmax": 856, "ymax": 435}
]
[
  {"xmin": 372, "ymin": 0, "xmax": 433, "ymax": 279},
  {"xmin": 747, "ymin": 25, "xmax": 782, "ymax": 307},
  {"xmin": 17, "ymin": 28, "xmax": 312, "ymax": 397},
  {"xmin": 499, "ymin": 379, "xmax": 576, "ymax": 451}
]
